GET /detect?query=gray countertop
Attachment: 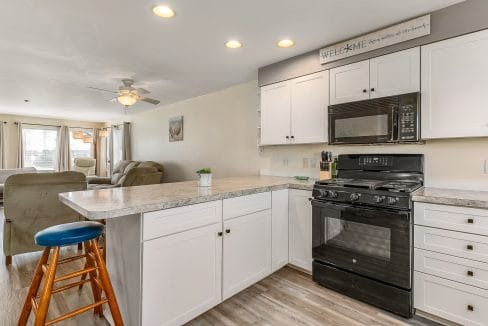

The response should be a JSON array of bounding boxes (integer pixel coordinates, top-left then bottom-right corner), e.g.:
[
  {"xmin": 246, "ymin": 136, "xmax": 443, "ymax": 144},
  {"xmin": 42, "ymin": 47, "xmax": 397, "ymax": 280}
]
[
  {"xmin": 412, "ymin": 187, "xmax": 488, "ymax": 209},
  {"xmin": 59, "ymin": 176, "xmax": 314, "ymax": 220}
]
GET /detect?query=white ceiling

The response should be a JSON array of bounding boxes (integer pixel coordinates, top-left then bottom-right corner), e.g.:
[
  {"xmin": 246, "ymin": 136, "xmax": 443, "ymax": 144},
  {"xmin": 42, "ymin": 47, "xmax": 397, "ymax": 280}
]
[{"xmin": 0, "ymin": 0, "xmax": 464, "ymax": 122}]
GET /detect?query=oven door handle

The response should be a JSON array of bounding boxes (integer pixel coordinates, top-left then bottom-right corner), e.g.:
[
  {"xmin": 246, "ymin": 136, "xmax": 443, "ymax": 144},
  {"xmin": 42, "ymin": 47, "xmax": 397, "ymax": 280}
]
[{"xmin": 311, "ymin": 199, "xmax": 411, "ymax": 217}]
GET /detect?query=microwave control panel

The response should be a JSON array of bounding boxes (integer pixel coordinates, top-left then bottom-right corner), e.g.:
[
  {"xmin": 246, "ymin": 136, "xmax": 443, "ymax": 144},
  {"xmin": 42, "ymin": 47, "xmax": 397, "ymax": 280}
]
[{"xmin": 398, "ymin": 95, "xmax": 419, "ymax": 141}]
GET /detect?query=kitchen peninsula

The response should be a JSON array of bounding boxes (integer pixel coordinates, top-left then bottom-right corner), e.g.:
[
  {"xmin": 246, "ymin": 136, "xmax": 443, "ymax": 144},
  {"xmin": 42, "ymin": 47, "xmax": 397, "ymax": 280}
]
[{"xmin": 59, "ymin": 176, "xmax": 314, "ymax": 326}]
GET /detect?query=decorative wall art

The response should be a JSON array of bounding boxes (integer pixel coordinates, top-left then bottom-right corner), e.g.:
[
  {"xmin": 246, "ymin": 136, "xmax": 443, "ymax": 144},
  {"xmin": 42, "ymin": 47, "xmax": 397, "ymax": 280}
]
[{"xmin": 169, "ymin": 116, "xmax": 183, "ymax": 142}]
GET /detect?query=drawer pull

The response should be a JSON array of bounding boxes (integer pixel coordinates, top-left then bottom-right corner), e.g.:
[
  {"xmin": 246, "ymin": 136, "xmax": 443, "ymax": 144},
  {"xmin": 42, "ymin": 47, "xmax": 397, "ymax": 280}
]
[
  {"xmin": 467, "ymin": 305, "xmax": 474, "ymax": 312},
  {"xmin": 467, "ymin": 244, "xmax": 474, "ymax": 250},
  {"xmin": 467, "ymin": 270, "xmax": 474, "ymax": 277},
  {"xmin": 225, "ymin": 229, "xmax": 231, "ymax": 234},
  {"xmin": 218, "ymin": 231, "xmax": 223, "ymax": 237},
  {"xmin": 467, "ymin": 218, "xmax": 474, "ymax": 224}
]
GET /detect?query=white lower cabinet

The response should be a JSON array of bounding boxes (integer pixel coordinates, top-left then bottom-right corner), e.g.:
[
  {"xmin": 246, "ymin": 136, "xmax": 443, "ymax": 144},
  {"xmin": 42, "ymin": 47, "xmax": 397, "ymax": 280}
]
[
  {"xmin": 289, "ymin": 189, "xmax": 312, "ymax": 272},
  {"xmin": 142, "ymin": 222, "xmax": 222, "ymax": 326},
  {"xmin": 272, "ymin": 189, "xmax": 289, "ymax": 272},
  {"xmin": 414, "ymin": 272, "xmax": 488, "ymax": 326},
  {"xmin": 222, "ymin": 209, "xmax": 272, "ymax": 300}
]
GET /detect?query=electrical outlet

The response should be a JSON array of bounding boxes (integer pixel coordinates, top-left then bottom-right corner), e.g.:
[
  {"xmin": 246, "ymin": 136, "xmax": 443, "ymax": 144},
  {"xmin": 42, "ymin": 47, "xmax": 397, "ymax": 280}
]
[
  {"xmin": 484, "ymin": 159, "xmax": 488, "ymax": 174},
  {"xmin": 309, "ymin": 158, "xmax": 317, "ymax": 169},
  {"xmin": 302, "ymin": 158, "xmax": 309, "ymax": 168},
  {"xmin": 283, "ymin": 159, "xmax": 289, "ymax": 167}
]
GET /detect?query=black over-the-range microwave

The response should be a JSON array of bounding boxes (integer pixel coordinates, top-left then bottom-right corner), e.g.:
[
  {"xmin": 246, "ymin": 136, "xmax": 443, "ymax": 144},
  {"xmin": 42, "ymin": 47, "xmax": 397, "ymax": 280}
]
[{"xmin": 328, "ymin": 92, "xmax": 420, "ymax": 145}]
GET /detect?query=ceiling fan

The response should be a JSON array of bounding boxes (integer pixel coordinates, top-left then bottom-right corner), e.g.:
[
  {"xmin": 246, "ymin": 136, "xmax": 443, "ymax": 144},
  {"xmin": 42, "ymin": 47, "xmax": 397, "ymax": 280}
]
[{"xmin": 88, "ymin": 79, "xmax": 161, "ymax": 108}]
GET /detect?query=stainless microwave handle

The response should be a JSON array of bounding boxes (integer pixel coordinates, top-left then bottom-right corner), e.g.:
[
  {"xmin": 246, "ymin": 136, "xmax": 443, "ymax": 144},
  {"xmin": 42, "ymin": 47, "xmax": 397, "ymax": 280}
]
[{"xmin": 391, "ymin": 106, "xmax": 399, "ymax": 141}]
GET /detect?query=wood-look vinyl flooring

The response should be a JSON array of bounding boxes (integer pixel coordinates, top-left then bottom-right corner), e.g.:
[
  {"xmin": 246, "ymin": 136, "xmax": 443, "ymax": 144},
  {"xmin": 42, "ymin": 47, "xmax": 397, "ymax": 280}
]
[{"xmin": 1, "ymin": 208, "xmax": 441, "ymax": 326}]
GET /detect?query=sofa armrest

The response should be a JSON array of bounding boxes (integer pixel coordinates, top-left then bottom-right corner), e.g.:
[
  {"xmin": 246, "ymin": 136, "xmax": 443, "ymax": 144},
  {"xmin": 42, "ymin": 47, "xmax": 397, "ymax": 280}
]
[{"xmin": 86, "ymin": 176, "xmax": 112, "ymax": 185}]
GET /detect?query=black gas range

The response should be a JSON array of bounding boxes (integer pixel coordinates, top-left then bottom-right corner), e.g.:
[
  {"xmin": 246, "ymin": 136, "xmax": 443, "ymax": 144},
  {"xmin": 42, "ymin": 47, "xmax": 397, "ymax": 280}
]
[{"xmin": 311, "ymin": 154, "xmax": 423, "ymax": 318}]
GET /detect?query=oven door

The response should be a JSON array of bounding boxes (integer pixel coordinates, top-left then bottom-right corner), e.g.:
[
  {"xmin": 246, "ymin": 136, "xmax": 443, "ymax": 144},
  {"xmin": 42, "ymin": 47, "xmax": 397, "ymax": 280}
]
[
  {"xmin": 312, "ymin": 200, "xmax": 411, "ymax": 289},
  {"xmin": 328, "ymin": 97, "xmax": 398, "ymax": 144}
]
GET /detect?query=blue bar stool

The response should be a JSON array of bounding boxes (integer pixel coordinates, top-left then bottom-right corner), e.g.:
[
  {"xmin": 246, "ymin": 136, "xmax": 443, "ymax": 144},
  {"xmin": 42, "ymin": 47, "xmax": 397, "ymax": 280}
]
[{"xmin": 18, "ymin": 221, "xmax": 124, "ymax": 326}]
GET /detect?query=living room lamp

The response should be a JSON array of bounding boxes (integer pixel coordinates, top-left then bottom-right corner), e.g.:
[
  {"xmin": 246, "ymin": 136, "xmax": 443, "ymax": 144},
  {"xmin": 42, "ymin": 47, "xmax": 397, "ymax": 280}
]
[
  {"xmin": 73, "ymin": 131, "xmax": 84, "ymax": 139},
  {"xmin": 83, "ymin": 135, "xmax": 94, "ymax": 143}
]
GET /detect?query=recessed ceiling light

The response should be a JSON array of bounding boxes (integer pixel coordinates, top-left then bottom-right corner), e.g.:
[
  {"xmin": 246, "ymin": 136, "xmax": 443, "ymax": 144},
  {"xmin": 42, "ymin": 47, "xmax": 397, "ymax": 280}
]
[
  {"xmin": 152, "ymin": 5, "xmax": 175, "ymax": 18},
  {"xmin": 225, "ymin": 40, "xmax": 243, "ymax": 49},
  {"xmin": 277, "ymin": 39, "xmax": 295, "ymax": 48}
]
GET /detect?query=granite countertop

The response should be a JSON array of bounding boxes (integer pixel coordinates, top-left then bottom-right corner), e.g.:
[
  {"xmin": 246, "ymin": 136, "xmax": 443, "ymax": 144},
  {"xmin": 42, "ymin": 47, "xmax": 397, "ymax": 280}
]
[
  {"xmin": 412, "ymin": 187, "xmax": 488, "ymax": 209},
  {"xmin": 59, "ymin": 176, "xmax": 314, "ymax": 220}
]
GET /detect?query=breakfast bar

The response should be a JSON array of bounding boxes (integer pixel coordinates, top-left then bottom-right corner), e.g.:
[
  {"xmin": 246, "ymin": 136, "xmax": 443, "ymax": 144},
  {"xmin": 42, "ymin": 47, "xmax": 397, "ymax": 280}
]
[{"xmin": 59, "ymin": 176, "xmax": 313, "ymax": 326}]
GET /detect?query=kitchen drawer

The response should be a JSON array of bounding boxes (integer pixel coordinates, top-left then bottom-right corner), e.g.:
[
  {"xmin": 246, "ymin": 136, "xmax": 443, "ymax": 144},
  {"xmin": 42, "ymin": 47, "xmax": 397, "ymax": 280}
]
[
  {"xmin": 415, "ymin": 249, "xmax": 488, "ymax": 289},
  {"xmin": 414, "ymin": 226, "xmax": 488, "ymax": 262},
  {"xmin": 223, "ymin": 192, "xmax": 271, "ymax": 220},
  {"xmin": 143, "ymin": 200, "xmax": 222, "ymax": 240},
  {"xmin": 414, "ymin": 272, "xmax": 488, "ymax": 326},
  {"xmin": 415, "ymin": 202, "xmax": 488, "ymax": 236}
]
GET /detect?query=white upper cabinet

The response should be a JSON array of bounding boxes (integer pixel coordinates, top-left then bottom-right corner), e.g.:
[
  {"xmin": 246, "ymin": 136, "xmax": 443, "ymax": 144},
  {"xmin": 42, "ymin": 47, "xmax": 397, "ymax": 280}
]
[
  {"xmin": 421, "ymin": 30, "xmax": 488, "ymax": 139},
  {"xmin": 260, "ymin": 71, "xmax": 329, "ymax": 145},
  {"xmin": 370, "ymin": 47, "xmax": 420, "ymax": 98},
  {"xmin": 330, "ymin": 60, "xmax": 370, "ymax": 105},
  {"xmin": 290, "ymin": 71, "xmax": 329, "ymax": 144},
  {"xmin": 260, "ymin": 81, "xmax": 291, "ymax": 145}
]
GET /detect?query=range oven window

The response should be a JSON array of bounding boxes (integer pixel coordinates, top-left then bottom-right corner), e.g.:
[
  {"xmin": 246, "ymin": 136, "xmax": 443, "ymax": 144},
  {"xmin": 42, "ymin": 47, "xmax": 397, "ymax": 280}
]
[
  {"xmin": 326, "ymin": 217, "xmax": 391, "ymax": 261},
  {"xmin": 334, "ymin": 114, "xmax": 389, "ymax": 139}
]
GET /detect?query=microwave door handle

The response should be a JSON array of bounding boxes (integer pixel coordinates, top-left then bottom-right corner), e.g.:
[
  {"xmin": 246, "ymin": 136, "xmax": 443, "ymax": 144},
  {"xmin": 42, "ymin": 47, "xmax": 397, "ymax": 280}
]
[{"xmin": 391, "ymin": 107, "xmax": 398, "ymax": 141}]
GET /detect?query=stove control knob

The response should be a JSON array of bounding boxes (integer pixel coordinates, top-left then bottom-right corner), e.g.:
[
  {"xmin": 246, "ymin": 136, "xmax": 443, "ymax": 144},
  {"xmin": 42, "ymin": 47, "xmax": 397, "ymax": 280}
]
[
  {"xmin": 328, "ymin": 190, "xmax": 338, "ymax": 198},
  {"xmin": 387, "ymin": 196, "xmax": 399, "ymax": 205},
  {"xmin": 374, "ymin": 195, "xmax": 385, "ymax": 203},
  {"xmin": 320, "ymin": 189, "xmax": 329, "ymax": 198},
  {"xmin": 349, "ymin": 193, "xmax": 360, "ymax": 201}
]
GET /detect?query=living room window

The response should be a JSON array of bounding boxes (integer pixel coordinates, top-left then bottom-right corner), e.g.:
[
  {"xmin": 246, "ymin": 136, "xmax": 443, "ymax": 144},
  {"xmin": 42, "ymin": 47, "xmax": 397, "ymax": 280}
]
[
  {"xmin": 22, "ymin": 125, "xmax": 59, "ymax": 171},
  {"xmin": 69, "ymin": 128, "xmax": 94, "ymax": 165}
]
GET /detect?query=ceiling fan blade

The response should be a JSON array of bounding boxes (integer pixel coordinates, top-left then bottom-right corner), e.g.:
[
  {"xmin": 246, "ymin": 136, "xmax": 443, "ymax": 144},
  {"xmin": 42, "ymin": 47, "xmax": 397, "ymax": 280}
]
[
  {"xmin": 109, "ymin": 97, "xmax": 118, "ymax": 102},
  {"xmin": 121, "ymin": 79, "xmax": 134, "ymax": 87},
  {"xmin": 87, "ymin": 86, "xmax": 117, "ymax": 93},
  {"xmin": 141, "ymin": 97, "xmax": 160, "ymax": 105},
  {"xmin": 137, "ymin": 88, "xmax": 150, "ymax": 94}
]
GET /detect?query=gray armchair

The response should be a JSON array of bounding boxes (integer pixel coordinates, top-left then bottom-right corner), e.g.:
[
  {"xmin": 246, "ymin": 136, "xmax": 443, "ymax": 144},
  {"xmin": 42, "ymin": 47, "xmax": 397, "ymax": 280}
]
[
  {"xmin": 3, "ymin": 171, "xmax": 87, "ymax": 266},
  {"xmin": 73, "ymin": 157, "xmax": 96, "ymax": 176},
  {"xmin": 87, "ymin": 160, "xmax": 164, "ymax": 189}
]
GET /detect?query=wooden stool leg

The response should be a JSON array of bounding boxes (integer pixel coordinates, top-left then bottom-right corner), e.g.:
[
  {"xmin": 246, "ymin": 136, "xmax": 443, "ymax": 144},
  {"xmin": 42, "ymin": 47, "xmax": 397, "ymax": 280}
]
[
  {"xmin": 5, "ymin": 255, "xmax": 12, "ymax": 266},
  {"xmin": 18, "ymin": 247, "xmax": 51, "ymax": 326},
  {"xmin": 84, "ymin": 241, "xmax": 103, "ymax": 317},
  {"xmin": 34, "ymin": 246, "xmax": 60, "ymax": 326},
  {"xmin": 90, "ymin": 239, "xmax": 124, "ymax": 326}
]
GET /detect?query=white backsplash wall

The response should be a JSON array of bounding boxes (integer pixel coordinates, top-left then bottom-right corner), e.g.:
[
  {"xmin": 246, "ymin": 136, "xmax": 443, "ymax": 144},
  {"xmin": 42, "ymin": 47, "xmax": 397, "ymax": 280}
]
[{"xmin": 259, "ymin": 137, "xmax": 488, "ymax": 191}]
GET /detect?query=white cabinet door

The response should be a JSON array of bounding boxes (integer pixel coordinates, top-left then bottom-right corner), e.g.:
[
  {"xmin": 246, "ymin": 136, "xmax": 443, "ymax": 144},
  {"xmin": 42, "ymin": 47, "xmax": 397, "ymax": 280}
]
[
  {"xmin": 330, "ymin": 60, "xmax": 370, "ymax": 105},
  {"xmin": 290, "ymin": 71, "xmax": 329, "ymax": 144},
  {"xmin": 260, "ymin": 81, "xmax": 291, "ymax": 145},
  {"xmin": 271, "ymin": 189, "xmax": 289, "ymax": 272},
  {"xmin": 421, "ymin": 30, "xmax": 488, "ymax": 139},
  {"xmin": 289, "ymin": 189, "xmax": 312, "ymax": 272},
  {"xmin": 142, "ymin": 223, "xmax": 222, "ymax": 326},
  {"xmin": 223, "ymin": 209, "xmax": 272, "ymax": 300},
  {"xmin": 370, "ymin": 47, "xmax": 420, "ymax": 98}
]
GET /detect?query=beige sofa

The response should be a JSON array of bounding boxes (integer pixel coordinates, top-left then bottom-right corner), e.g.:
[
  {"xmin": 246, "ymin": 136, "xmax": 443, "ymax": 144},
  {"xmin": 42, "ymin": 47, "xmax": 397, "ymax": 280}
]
[
  {"xmin": 3, "ymin": 172, "xmax": 87, "ymax": 265},
  {"xmin": 73, "ymin": 157, "xmax": 96, "ymax": 176},
  {"xmin": 0, "ymin": 167, "xmax": 37, "ymax": 203},
  {"xmin": 87, "ymin": 160, "xmax": 164, "ymax": 190}
]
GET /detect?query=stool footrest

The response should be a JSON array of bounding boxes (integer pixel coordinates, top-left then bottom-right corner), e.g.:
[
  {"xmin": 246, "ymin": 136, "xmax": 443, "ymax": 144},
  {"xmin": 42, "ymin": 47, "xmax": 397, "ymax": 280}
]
[
  {"xmin": 57, "ymin": 253, "xmax": 86, "ymax": 265},
  {"xmin": 52, "ymin": 278, "xmax": 93, "ymax": 294},
  {"xmin": 45, "ymin": 298, "xmax": 108, "ymax": 325},
  {"xmin": 54, "ymin": 266, "xmax": 97, "ymax": 283}
]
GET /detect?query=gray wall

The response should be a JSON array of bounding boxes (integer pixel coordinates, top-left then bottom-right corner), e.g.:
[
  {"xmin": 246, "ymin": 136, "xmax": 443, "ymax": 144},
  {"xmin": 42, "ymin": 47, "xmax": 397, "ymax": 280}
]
[{"xmin": 258, "ymin": 0, "xmax": 488, "ymax": 86}]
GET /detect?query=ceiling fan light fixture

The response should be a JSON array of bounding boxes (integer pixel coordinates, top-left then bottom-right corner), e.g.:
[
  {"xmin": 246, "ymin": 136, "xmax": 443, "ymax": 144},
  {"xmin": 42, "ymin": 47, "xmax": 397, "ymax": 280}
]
[
  {"xmin": 99, "ymin": 129, "xmax": 109, "ymax": 137},
  {"xmin": 152, "ymin": 5, "xmax": 175, "ymax": 18},
  {"xmin": 117, "ymin": 94, "xmax": 137, "ymax": 106},
  {"xmin": 83, "ymin": 135, "xmax": 94, "ymax": 143}
]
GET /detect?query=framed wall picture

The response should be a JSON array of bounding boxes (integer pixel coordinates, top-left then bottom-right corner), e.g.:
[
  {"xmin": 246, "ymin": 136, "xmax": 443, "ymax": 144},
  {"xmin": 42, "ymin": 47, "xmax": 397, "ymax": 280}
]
[{"xmin": 169, "ymin": 116, "xmax": 183, "ymax": 142}]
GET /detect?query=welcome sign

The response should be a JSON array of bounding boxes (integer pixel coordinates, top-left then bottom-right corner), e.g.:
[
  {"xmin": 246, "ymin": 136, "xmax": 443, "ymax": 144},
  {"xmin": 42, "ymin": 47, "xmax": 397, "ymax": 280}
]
[{"xmin": 319, "ymin": 15, "xmax": 431, "ymax": 64}]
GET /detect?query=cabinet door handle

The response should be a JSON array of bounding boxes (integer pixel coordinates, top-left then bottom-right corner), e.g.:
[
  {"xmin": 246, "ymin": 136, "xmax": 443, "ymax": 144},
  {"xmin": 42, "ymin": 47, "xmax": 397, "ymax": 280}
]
[
  {"xmin": 467, "ymin": 218, "xmax": 474, "ymax": 224},
  {"xmin": 467, "ymin": 270, "xmax": 474, "ymax": 277},
  {"xmin": 290, "ymin": 135, "xmax": 295, "ymax": 139},
  {"xmin": 467, "ymin": 244, "xmax": 474, "ymax": 250},
  {"xmin": 362, "ymin": 89, "xmax": 367, "ymax": 93},
  {"xmin": 218, "ymin": 231, "xmax": 223, "ymax": 237},
  {"xmin": 467, "ymin": 305, "xmax": 474, "ymax": 312},
  {"xmin": 370, "ymin": 88, "xmax": 375, "ymax": 92},
  {"xmin": 286, "ymin": 136, "xmax": 290, "ymax": 139},
  {"xmin": 225, "ymin": 229, "xmax": 231, "ymax": 234}
]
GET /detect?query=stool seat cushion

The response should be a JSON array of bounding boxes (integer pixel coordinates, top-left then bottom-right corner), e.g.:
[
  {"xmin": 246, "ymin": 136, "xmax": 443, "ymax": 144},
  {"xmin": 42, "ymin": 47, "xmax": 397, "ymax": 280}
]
[{"xmin": 35, "ymin": 221, "xmax": 104, "ymax": 247}]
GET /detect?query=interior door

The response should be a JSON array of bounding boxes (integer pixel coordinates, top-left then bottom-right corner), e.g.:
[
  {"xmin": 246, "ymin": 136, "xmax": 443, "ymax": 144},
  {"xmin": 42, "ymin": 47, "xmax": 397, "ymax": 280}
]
[
  {"xmin": 260, "ymin": 81, "xmax": 291, "ymax": 145},
  {"xmin": 330, "ymin": 60, "xmax": 370, "ymax": 105},
  {"xmin": 290, "ymin": 71, "xmax": 329, "ymax": 144},
  {"xmin": 421, "ymin": 29, "xmax": 488, "ymax": 139},
  {"xmin": 223, "ymin": 210, "xmax": 272, "ymax": 300},
  {"xmin": 370, "ymin": 47, "xmax": 420, "ymax": 99}
]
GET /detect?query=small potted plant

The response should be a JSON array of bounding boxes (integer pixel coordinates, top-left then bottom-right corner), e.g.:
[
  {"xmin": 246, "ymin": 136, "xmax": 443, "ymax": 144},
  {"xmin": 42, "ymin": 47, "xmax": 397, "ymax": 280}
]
[{"xmin": 196, "ymin": 168, "xmax": 212, "ymax": 187}]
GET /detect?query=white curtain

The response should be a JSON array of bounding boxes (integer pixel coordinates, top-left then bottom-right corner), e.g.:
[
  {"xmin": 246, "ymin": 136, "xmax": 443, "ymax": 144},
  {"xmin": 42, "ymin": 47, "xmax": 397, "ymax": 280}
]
[
  {"xmin": 56, "ymin": 125, "xmax": 71, "ymax": 171},
  {"xmin": 0, "ymin": 122, "xmax": 6, "ymax": 169},
  {"xmin": 15, "ymin": 122, "xmax": 23, "ymax": 168}
]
